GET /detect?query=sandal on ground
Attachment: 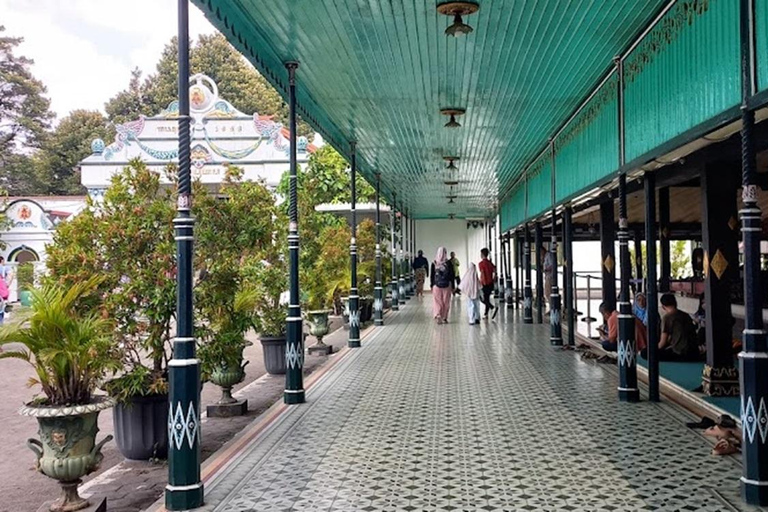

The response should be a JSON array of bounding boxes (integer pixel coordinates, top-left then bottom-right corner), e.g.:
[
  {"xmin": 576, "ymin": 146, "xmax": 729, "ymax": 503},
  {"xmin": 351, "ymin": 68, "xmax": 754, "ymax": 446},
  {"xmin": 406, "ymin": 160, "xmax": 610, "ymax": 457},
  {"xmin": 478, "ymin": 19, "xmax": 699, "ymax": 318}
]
[
  {"xmin": 686, "ymin": 416, "xmax": 716, "ymax": 429},
  {"xmin": 712, "ymin": 438, "xmax": 740, "ymax": 456}
]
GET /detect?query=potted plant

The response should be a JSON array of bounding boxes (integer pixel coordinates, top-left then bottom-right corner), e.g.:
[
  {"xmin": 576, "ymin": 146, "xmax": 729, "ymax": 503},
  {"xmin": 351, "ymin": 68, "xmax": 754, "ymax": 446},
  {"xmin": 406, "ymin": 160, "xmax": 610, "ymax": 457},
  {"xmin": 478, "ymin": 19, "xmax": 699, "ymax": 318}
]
[
  {"xmin": 17, "ymin": 262, "xmax": 35, "ymax": 306},
  {"xmin": 46, "ymin": 161, "xmax": 177, "ymax": 461},
  {"xmin": 0, "ymin": 278, "xmax": 119, "ymax": 512},
  {"xmin": 252, "ymin": 260, "xmax": 289, "ymax": 375}
]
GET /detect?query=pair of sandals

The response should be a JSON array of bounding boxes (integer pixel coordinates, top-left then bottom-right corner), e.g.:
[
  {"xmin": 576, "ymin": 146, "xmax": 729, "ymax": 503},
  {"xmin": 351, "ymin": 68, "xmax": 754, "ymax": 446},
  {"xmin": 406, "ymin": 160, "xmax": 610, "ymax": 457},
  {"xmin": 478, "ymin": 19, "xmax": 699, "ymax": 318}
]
[{"xmin": 688, "ymin": 415, "xmax": 741, "ymax": 456}]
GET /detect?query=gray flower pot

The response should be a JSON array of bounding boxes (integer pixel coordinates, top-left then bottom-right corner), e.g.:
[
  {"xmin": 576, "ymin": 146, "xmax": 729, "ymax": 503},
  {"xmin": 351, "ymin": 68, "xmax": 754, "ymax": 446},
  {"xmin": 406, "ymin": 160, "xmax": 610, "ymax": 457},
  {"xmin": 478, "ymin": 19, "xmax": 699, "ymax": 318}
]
[
  {"xmin": 260, "ymin": 335, "xmax": 287, "ymax": 375},
  {"xmin": 113, "ymin": 394, "xmax": 168, "ymax": 461}
]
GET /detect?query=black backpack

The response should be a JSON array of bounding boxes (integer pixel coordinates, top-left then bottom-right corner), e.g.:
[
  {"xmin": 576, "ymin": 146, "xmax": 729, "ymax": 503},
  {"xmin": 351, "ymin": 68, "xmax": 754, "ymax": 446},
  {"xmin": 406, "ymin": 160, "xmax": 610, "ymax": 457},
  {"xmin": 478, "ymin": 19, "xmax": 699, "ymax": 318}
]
[{"xmin": 434, "ymin": 263, "xmax": 451, "ymax": 288}]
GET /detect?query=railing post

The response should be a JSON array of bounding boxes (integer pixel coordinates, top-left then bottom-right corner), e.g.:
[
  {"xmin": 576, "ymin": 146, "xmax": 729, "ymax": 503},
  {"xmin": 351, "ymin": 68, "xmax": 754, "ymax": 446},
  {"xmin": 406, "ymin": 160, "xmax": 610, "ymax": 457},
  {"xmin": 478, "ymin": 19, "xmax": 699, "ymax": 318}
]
[
  {"xmin": 348, "ymin": 142, "xmax": 360, "ymax": 348},
  {"xmin": 166, "ymin": 1, "xmax": 203, "ymax": 508}
]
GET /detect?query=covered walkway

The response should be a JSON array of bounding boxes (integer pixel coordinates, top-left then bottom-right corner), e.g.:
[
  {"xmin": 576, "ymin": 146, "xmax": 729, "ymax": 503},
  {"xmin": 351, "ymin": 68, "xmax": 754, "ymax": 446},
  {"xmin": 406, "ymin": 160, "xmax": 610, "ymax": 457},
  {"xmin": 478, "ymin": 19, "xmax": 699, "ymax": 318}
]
[{"xmin": 194, "ymin": 300, "xmax": 751, "ymax": 512}]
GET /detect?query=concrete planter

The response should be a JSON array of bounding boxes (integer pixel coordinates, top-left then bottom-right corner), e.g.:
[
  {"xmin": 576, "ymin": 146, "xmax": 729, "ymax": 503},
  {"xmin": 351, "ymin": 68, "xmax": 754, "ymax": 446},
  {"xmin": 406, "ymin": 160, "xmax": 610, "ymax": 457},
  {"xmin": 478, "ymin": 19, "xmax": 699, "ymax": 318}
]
[
  {"xmin": 260, "ymin": 335, "xmax": 287, "ymax": 375},
  {"xmin": 113, "ymin": 394, "xmax": 168, "ymax": 461},
  {"xmin": 307, "ymin": 310, "xmax": 333, "ymax": 356},
  {"xmin": 22, "ymin": 398, "xmax": 113, "ymax": 512},
  {"xmin": 207, "ymin": 359, "xmax": 249, "ymax": 417}
]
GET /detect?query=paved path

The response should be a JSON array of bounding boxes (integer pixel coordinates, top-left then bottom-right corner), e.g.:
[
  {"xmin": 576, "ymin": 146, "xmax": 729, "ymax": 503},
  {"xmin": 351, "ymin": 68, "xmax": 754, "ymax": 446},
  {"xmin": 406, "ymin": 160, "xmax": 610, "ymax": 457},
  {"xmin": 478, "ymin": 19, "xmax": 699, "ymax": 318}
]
[{"xmin": 193, "ymin": 297, "xmax": 761, "ymax": 512}]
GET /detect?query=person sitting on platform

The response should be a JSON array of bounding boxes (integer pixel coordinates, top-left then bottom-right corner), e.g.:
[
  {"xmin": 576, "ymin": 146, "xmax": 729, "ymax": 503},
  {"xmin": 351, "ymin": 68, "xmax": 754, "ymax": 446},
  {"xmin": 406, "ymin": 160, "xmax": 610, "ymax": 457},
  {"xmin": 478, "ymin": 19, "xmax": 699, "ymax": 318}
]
[
  {"xmin": 633, "ymin": 292, "xmax": 648, "ymax": 326},
  {"xmin": 641, "ymin": 293, "xmax": 698, "ymax": 362},
  {"xmin": 597, "ymin": 302, "xmax": 648, "ymax": 353}
]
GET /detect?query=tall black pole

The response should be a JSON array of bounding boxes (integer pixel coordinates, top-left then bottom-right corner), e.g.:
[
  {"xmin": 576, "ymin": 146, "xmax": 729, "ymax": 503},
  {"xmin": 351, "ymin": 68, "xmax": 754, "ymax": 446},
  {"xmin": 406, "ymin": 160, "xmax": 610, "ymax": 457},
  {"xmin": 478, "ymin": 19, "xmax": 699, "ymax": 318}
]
[
  {"xmin": 535, "ymin": 221, "xmax": 544, "ymax": 324},
  {"xmin": 618, "ymin": 174, "xmax": 639, "ymax": 402},
  {"xmin": 166, "ymin": 2, "xmax": 203, "ymax": 509},
  {"xmin": 564, "ymin": 206, "xmax": 575, "ymax": 346},
  {"xmin": 398, "ymin": 205, "xmax": 405, "ymax": 303},
  {"xmin": 284, "ymin": 62, "xmax": 305, "ymax": 405},
  {"xmin": 412, "ymin": 216, "xmax": 417, "ymax": 293},
  {"xmin": 739, "ymin": 0, "xmax": 768, "ymax": 503},
  {"xmin": 644, "ymin": 172, "xmax": 660, "ymax": 402},
  {"xmin": 600, "ymin": 200, "xmax": 617, "ymax": 311},
  {"xmin": 403, "ymin": 209, "xmax": 411, "ymax": 299},
  {"xmin": 374, "ymin": 174, "xmax": 384, "ymax": 326},
  {"xmin": 348, "ymin": 143, "xmax": 360, "ymax": 348},
  {"xmin": 505, "ymin": 235, "xmax": 513, "ymax": 308},
  {"xmin": 515, "ymin": 233, "xmax": 522, "ymax": 310},
  {"xmin": 498, "ymin": 224, "xmax": 505, "ymax": 301},
  {"xmin": 390, "ymin": 195, "xmax": 399, "ymax": 311},
  {"xmin": 524, "ymin": 225, "xmax": 533, "ymax": 324},
  {"xmin": 550, "ymin": 142, "xmax": 562, "ymax": 345}
]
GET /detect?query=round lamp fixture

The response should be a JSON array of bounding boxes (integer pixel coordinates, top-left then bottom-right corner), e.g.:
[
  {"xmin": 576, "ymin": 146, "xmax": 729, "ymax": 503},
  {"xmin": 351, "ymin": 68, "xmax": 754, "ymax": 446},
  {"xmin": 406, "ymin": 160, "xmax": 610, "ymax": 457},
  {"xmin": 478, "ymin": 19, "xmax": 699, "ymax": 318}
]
[
  {"xmin": 438, "ymin": 1, "xmax": 479, "ymax": 37},
  {"xmin": 441, "ymin": 108, "xmax": 465, "ymax": 128},
  {"xmin": 443, "ymin": 156, "xmax": 460, "ymax": 170},
  {"xmin": 446, "ymin": 195, "xmax": 458, "ymax": 204}
]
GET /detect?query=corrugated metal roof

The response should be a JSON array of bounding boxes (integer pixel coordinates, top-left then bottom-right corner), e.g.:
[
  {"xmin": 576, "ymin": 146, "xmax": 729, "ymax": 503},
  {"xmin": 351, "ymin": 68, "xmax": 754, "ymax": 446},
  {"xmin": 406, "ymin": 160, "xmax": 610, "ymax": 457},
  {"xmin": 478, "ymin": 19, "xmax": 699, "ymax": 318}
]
[{"xmin": 194, "ymin": 0, "xmax": 668, "ymax": 218}]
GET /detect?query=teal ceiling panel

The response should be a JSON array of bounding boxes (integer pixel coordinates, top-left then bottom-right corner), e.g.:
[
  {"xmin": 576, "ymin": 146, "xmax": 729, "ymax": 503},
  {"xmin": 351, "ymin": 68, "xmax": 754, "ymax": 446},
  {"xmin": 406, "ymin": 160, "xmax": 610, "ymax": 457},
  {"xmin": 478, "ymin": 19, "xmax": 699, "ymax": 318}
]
[
  {"xmin": 624, "ymin": 0, "xmax": 741, "ymax": 162},
  {"xmin": 757, "ymin": 0, "xmax": 768, "ymax": 91},
  {"xmin": 194, "ymin": 0, "xmax": 668, "ymax": 218},
  {"xmin": 500, "ymin": 181, "xmax": 525, "ymax": 232},
  {"xmin": 524, "ymin": 152, "xmax": 552, "ymax": 221}
]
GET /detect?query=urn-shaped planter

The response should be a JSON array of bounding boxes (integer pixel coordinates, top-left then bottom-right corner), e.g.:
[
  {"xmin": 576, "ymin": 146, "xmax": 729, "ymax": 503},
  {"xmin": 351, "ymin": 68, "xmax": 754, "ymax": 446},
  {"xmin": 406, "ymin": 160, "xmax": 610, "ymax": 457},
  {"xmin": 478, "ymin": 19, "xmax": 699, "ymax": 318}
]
[
  {"xmin": 113, "ymin": 393, "xmax": 168, "ymax": 461},
  {"xmin": 22, "ymin": 398, "xmax": 114, "ymax": 512},
  {"xmin": 306, "ymin": 309, "xmax": 333, "ymax": 356},
  {"xmin": 210, "ymin": 360, "xmax": 248, "ymax": 404},
  {"xmin": 260, "ymin": 335, "xmax": 287, "ymax": 375}
]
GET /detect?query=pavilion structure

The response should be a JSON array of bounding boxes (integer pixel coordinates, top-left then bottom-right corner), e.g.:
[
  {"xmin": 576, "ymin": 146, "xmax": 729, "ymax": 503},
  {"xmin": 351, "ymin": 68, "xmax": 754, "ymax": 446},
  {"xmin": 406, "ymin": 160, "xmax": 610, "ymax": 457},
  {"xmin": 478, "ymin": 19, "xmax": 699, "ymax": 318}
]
[{"xmin": 161, "ymin": 1, "xmax": 768, "ymax": 509}]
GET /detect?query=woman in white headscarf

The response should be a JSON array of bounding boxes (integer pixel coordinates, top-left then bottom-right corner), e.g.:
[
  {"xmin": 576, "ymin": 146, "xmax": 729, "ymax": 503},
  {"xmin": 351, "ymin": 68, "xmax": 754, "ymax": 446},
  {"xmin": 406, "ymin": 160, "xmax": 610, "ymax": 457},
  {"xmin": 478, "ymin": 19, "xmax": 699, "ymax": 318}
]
[
  {"xmin": 460, "ymin": 263, "xmax": 481, "ymax": 325},
  {"xmin": 430, "ymin": 246, "xmax": 455, "ymax": 323}
]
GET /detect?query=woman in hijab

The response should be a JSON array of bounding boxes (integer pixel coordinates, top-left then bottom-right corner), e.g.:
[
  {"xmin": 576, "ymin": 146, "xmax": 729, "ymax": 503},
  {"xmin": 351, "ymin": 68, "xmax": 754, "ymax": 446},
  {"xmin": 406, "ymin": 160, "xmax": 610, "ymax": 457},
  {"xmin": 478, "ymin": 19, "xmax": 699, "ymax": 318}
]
[
  {"xmin": 633, "ymin": 292, "xmax": 648, "ymax": 326},
  {"xmin": 430, "ymin": 246, "xmax": 455, "ymax": 323},
  {"xmin": 459, "ymin": 263, "xmax": 481, "ymax": 325}
]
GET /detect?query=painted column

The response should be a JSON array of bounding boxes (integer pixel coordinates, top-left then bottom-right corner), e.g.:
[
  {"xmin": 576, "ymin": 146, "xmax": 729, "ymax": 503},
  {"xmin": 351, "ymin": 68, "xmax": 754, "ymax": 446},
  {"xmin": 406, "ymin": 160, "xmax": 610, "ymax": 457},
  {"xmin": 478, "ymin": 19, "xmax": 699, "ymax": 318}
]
[
  {"xmin": 644, "ymin": 172, "xmax": 660, "ymax": 402},
  {"xmin": 498, "ymin": 225, "xmax": 505, "ymax": 301},
  {"xmin": 700, "ymin": 164, "xmax": 739, "ymax": 395},
  {"xmin": 633, "ymin": 231, "xmax": 644, "ymax": 295},
  {"xmin": 564, "ymin": 206, "xmax": 575, "ymax": 347},
  {"xmin": 411, "ymin": 216, "xmax": 416, "ymax": 294},
  {"xmin": 659, "ymin": 187, "xmax": 671, "ymax": 293},
  {"xmin": 505, "ymin": 235, "xmax": 514, "ymax": 308},
  {"xmin": 166, "ymin": 2, "xmax": 203, "ymax": 508},
  {"xmin": 600, "ymin": 200, "xmax": 617, "ymax": 312},
  {"xmin": 550, "ymin": 142, "xmax": 562, "ymax": 345},
  {"xmin": 283, "ymin": 61, "xmax": 305, "ymax": 405},
  {"xmin": 740, "ymin": 0, "xmax": 768, "ymax": 501},
  {"xmin": 374, "ymin": 174, "xmax": 384, "ymax": 326},
  {"xmin": 618, "ymin": 174, "xmax": 639, "ymax": 402},
  {"xmin": 398, "ymin": 207, "xmax": 405, "ymax": 304},
  {"xmin": 348, "ymin": 142, "xmax": 360, "ymax": 348},
  {"xmin": 515, "ymin": 233, "xmax": 522, "ymax": 310},
  {"xmin": 535, "ymin": 221, "xmax": 544, "ymax": 324},
  {"xmin": 524, "ymin": 224, "xmax": 533, "ymax": 324},
  {"xmin": 404, "ymin": 210, "xmax": 411, "ymax": 299},
  {"xmin": 390, "ymin": 195, "xmax": 399, "ymax": 311}
]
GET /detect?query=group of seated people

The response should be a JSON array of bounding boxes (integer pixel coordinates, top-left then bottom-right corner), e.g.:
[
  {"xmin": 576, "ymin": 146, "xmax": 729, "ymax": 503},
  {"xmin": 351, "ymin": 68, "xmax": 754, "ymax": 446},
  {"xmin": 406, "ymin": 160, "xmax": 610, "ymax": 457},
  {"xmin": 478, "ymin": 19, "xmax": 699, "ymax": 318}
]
[{"xmin": 599, "ymin": 292, "xmax": 706, "ymax": 362}]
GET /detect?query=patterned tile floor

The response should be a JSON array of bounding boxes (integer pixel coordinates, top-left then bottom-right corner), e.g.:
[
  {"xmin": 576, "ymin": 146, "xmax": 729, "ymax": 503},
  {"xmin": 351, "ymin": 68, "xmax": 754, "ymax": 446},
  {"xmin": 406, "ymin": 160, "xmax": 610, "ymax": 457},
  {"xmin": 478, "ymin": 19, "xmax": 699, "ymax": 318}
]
[{"xmin": 198, "ymin": 299, "xmax": 762, "ymax": 512}]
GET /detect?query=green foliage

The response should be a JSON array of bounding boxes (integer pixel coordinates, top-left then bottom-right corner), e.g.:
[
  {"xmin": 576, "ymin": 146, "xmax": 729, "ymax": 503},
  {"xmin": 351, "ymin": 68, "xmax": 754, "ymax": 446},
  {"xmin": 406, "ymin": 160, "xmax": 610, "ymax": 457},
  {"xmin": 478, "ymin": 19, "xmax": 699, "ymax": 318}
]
[
  {"xmin": 671, "ymin": 240, "xmax": 691, "ymax": 279},
  {"xmin": 46, "ymin": 159, "xmax": 176, "ymax": 402},
  {"xmin": 194, "ymin": 168, "xmax": 284, "ymax": 374},
  {"xmin": 0, "ymin": 26, "xmax": 54, "ymax": 195},
  {"xmin": 105, "ymin": 34, "xmax": 313, "ymax": 136},
  {"xmin": 0, "ymin": 278, "xmax": 120, "ymax": 406},
  {"xmin": 17, "ymin": 262, "xmax": 34, "ymax": 292},
  {"xmin": 33, "ymin": 110, "xmax": 114, "ymax": 195}
]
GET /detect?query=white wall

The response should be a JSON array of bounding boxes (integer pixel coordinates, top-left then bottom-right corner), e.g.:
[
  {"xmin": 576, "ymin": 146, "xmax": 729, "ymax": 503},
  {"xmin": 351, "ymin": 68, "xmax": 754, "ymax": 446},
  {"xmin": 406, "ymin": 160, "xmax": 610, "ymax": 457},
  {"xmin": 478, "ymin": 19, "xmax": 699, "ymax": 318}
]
[{"xmin": 414, "ymin": 219, "xmax": 496, "ymax": 280}]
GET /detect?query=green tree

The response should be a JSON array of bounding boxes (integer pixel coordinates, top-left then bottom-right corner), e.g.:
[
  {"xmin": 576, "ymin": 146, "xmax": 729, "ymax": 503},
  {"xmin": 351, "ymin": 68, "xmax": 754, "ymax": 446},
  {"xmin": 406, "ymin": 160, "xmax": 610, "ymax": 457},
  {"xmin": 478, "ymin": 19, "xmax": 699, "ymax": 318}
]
[
  {"xmin": 33, "ymin": 110, "xmax": 114, "ymax": 195},
  {"xmin": 105, "ymin": 34, "xmax": 312, "ymax": 136},
  {"xmin": 0, "ymin": 26, "xmax": 54, "ymax": 194}
]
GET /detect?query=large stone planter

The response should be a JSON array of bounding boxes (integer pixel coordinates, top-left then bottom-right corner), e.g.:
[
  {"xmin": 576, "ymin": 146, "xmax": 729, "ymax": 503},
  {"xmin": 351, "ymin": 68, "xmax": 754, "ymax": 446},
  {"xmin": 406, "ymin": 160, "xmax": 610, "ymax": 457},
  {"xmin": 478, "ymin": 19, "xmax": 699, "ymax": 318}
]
[
  {"xmin": 207, "ymin": 360, "xmax": 248, "ymax": 417},
  {"xmin": 113, "ymin": 394, "xmax": 168, "ymax": 461},
  {"xmin": 307, "ymin": 309, "xmax": 333, "ymax": 356},
  {"xmin": 22, "ymin": 398, "xmax": 113, "ymax": 512},
  {"xmin": 19, "ymin": 289, "xmax": 33, "ymax": 307},
  {"xmin": 261, "ymin": 335, "xmax": 287, "ymax": 375}
]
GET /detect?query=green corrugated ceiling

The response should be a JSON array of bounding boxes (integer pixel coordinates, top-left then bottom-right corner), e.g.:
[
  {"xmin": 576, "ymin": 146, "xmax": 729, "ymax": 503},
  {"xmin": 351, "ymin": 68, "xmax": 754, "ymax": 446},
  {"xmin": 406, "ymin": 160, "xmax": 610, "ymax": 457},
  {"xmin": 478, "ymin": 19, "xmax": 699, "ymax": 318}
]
[{"xmin": 193, "ymin": 0, "xmax": 668, "ymax": 218}]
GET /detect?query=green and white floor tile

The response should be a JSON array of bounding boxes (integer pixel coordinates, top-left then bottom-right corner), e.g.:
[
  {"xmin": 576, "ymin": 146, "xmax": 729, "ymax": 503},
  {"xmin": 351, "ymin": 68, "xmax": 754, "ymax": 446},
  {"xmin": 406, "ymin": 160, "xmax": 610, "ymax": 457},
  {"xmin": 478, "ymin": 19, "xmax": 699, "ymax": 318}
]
[{"xmin": 197, "ymin": 299, "xmax": 761, "ymax": 512}]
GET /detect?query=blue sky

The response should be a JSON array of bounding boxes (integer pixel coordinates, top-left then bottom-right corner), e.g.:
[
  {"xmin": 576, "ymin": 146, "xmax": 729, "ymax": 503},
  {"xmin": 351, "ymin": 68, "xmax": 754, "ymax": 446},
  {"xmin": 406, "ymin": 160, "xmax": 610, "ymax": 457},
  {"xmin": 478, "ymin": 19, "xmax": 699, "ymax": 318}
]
[{"xmin": 1, "ymin": 0, "xmax": 215, "ymax": 121}]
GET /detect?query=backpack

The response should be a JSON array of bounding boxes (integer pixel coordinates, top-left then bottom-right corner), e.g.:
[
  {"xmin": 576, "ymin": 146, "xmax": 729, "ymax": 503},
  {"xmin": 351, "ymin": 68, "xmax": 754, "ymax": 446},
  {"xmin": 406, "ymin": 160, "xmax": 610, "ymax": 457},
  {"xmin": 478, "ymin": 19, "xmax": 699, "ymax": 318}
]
[{"xmin": 434, "ymin": 262, "xmax": 451, "ymax": 288}]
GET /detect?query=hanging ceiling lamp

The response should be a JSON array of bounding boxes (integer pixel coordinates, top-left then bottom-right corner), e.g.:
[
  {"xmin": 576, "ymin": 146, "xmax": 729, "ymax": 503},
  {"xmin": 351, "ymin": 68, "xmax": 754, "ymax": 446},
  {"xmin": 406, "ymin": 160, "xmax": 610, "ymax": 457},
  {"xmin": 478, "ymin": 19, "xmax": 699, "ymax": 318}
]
[
  {"xmin": 441, "ymin": 108, "xmax": 465, "ymax": 128},
  {"xmin": 437, "ymin": 1, "xmax": 480, "ymax": 37},
  {"xmin": 448, "ymin": 213, "xmax": 456, "ymax": 220},
  {"xmin": 443, "ymin": 156, "xmax": 460, "ymax": 170},
  {"xmin": 447, "ymin": 195, "xmax": 458, "ymax": 204},
  {"xmin": 444, "ymin": 180, "xmax": 459, "ymax": 186}
]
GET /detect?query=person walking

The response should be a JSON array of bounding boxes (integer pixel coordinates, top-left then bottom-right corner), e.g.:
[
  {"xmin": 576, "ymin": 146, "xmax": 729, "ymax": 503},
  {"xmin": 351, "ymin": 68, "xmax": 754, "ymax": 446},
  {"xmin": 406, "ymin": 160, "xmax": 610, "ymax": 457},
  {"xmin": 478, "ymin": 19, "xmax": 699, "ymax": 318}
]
[
  {"xmin": 431, "ymin": 247, "xmax": 455, "ymax": 324},
  {"xmin": 460, "ymin": 263, "xmax": 482, "ymax": 325},
  {"xmin": 412, "ymin": 250, "xmax": 429, "ymax": 297},
  {"xmin": 479, "ymin": 248, "xmax": 497, "ymax": 319},
  {"xmin": 450, "ymin": 251, "xmax": 461, "ymax": 295}
]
